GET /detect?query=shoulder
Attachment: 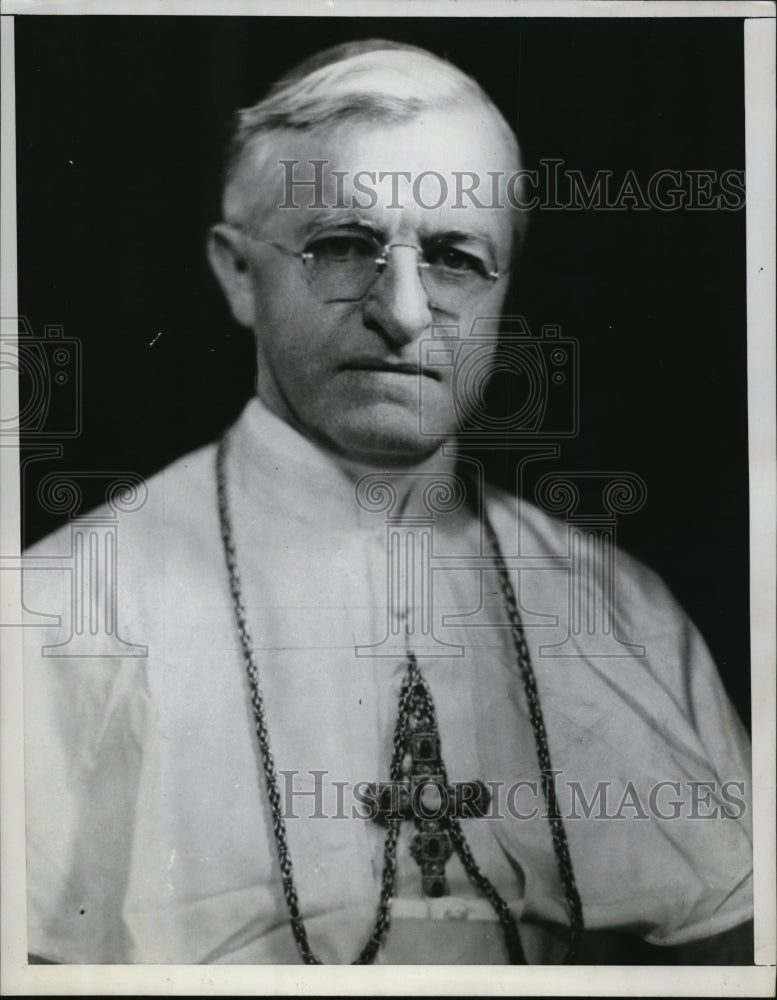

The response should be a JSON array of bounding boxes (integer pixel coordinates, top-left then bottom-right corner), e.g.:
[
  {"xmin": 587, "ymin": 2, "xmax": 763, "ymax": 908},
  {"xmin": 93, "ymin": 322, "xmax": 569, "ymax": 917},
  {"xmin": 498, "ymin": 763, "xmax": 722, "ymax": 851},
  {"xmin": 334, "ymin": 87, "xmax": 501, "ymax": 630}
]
[
  {"xmin": 479, "ymin": 478, "xmax": 737, "ymax": 724},
  {"xmin": 483, "ymin": 480, "xmax": 687, "ymax": 626},
  {"xmin": 25, "ymin": 438, "xmax": 220, "ymax": 559},
  {"xmin": 21, "ymin": 438, "xmax": 226, "ymax": 645},
  {"xmin": 484, "ymin": 476, "xmax": 751, "ymax": 763}
]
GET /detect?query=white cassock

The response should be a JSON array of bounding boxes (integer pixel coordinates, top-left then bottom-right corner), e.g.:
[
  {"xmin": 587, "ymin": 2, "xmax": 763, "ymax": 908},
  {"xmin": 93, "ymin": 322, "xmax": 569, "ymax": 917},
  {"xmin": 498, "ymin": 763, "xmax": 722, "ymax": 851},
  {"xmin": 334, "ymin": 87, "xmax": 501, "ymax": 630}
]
[{"xmin": 22, "ymin": 398, "xmax": 753, "ymax": 964}]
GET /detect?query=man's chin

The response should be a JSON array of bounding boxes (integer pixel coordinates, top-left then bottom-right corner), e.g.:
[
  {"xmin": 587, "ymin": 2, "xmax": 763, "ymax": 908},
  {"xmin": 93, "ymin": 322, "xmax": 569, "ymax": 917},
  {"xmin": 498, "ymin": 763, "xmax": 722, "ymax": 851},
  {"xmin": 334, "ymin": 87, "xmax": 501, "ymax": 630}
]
[
  {"xmin": 334, "ymin": 433, "xmax": 446, "ymax": 469},
  {"xmin": 323, "ymin": 409, "xmax": 456, "ymax": 468}
]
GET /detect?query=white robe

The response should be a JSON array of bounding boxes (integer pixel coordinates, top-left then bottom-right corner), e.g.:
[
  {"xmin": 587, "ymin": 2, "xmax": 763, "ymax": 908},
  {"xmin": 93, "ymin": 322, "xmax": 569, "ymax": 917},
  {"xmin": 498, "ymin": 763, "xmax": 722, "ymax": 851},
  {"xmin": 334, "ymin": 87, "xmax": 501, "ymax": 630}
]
[{"xmin": 22, "ymin": 398, "xmax": 753, "ymax": 964}]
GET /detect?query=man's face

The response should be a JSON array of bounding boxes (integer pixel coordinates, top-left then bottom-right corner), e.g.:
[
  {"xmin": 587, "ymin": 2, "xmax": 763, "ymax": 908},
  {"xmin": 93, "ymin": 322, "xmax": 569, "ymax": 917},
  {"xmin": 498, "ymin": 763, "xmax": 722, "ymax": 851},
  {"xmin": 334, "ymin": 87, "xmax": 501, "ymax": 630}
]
[{"xmin": 224, "ymin": 104, "xmax": 516, "ymax": 466}]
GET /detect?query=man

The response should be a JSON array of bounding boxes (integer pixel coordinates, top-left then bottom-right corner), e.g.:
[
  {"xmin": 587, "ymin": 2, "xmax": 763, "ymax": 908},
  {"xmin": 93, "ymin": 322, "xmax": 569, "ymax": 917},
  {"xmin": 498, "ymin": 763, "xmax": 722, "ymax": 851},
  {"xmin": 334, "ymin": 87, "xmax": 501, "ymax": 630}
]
[{"xmin": 23, "ymin": 40, "xmax": 753, "ymax": 965}]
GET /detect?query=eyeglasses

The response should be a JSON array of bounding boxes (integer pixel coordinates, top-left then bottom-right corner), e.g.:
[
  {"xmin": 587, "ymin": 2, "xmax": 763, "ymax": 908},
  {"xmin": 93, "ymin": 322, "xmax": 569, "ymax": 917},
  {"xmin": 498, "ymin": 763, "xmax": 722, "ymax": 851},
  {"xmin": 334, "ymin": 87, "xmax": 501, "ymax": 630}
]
[{"xmin": 233, "ymin": 226, "xmax": 502, "ymax": 309}]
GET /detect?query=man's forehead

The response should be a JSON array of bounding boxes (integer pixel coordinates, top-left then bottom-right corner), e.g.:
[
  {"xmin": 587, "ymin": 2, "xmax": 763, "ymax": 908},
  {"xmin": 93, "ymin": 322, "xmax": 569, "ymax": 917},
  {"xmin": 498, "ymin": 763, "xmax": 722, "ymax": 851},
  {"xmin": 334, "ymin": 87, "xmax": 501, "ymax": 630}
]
[
  {"xmin": 265, "ymin": 105, "xmax": 517, "ymax": 175},
  {"xmin": 283, "ymin": 206, "xmax": 510, "ymax": 249},
  {"xmin": 237, "ymin": 106, "xmax": 519, "ymax": 240}
]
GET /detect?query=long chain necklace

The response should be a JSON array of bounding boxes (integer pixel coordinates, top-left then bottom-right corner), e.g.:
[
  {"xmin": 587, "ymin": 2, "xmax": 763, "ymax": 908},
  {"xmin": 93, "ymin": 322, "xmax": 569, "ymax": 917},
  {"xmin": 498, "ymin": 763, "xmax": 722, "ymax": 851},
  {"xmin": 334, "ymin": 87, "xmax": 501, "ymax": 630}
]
[{"xmin": 216, "ymin": 432, "xmax": 584, "ymax": 964}]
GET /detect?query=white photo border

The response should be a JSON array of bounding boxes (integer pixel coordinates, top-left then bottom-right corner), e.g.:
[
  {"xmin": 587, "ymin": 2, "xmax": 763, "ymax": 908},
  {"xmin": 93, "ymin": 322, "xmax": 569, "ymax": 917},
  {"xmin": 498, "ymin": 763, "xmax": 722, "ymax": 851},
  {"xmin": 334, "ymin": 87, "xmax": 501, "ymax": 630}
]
[{"xmin": 1, "ymin": 1, "xmax": 774, "ymax": 996}]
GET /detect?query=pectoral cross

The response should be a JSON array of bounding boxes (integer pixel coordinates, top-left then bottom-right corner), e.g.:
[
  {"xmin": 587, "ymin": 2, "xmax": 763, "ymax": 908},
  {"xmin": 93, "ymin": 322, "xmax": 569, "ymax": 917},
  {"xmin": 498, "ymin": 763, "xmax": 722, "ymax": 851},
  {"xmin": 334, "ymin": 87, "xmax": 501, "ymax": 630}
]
[{"xmin": 365, "ymin": 659, "xmax": 491, "ymax": 898}]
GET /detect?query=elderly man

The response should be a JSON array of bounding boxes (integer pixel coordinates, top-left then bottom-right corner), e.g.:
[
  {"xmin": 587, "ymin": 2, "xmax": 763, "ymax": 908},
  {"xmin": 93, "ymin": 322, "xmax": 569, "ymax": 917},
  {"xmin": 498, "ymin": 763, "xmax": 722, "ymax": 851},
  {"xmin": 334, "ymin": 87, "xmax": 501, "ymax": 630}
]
[{"xmin": 23, "ymin": 40, "xmax": 752, "ymax": 966}]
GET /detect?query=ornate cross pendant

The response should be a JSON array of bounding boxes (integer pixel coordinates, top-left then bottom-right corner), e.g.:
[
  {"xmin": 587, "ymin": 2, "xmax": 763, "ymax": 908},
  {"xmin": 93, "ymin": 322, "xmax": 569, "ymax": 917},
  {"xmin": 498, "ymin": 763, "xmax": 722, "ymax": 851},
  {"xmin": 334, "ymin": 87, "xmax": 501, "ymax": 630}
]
[{"xmin": 366, "ymin": 662, "xmax": 492, "ymax": 898}]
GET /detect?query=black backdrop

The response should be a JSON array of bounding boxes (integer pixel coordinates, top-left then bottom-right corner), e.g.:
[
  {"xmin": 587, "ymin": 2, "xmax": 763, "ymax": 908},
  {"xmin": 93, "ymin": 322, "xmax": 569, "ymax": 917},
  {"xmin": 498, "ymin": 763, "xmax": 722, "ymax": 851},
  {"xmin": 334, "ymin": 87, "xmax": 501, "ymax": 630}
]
[{"xmin": 15, "ymin": 15, "xmax": 750, "ymax": 724}]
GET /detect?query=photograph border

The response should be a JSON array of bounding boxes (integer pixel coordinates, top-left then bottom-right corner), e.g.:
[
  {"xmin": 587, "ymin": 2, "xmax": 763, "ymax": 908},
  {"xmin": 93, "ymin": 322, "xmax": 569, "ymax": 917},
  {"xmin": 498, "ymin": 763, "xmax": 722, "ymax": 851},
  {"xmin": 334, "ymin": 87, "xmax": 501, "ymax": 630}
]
[{"xmin": 1, "ymin": 1, "xmax": 774, "ymax": 996}]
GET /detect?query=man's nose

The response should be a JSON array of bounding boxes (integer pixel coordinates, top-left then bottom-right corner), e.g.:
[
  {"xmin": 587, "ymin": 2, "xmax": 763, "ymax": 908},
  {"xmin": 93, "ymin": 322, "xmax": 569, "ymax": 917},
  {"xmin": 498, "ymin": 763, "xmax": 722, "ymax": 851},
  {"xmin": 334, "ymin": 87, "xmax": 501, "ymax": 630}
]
[{"xmin": 361, "ymin": 246, "xmax": 433, "ymax": 348}]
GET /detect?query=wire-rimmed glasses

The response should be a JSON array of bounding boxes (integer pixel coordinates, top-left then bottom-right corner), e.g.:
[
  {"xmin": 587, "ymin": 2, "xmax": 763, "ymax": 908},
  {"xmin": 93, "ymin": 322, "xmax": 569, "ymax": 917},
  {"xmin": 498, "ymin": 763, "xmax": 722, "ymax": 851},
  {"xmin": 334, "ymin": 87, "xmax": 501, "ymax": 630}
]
[{"xmin": 232, "ymin": 226, "xmax": 502, "ymax": 309}]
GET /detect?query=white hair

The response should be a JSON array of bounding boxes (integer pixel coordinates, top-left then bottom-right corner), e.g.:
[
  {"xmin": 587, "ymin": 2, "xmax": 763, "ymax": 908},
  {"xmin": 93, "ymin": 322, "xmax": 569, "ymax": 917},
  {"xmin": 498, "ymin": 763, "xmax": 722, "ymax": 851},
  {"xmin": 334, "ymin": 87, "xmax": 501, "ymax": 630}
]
[{"xmin": 221, "ymin": 40, "xmax": 525, "ymax": 238}]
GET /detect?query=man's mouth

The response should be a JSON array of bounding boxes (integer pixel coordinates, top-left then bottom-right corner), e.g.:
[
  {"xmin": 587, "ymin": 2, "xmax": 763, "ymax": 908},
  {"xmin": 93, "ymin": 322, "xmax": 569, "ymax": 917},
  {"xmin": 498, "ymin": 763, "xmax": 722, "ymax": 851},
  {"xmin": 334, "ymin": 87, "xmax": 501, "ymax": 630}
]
[{"xmin": 343, "ymin": 359, "xmax": 442, "ymax": 381}]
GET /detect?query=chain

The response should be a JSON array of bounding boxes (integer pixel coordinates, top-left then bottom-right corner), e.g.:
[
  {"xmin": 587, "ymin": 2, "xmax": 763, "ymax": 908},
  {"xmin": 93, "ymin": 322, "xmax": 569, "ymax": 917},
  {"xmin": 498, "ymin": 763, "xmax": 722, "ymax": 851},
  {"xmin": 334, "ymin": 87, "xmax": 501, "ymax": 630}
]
[
  {"xmin": 217, "ymin": 435, "xmax": 322, "ymax": 964},
  {"xmin": 217, "ymin": 431, "xmax": 583, "ymax": 964},
  {"xmin": 218, "ymin": 432, "xmax": 410, "ymax": 964},
  {"xmin": 482, "ymin": 507, "xmax": 584, "ymax": 963}
]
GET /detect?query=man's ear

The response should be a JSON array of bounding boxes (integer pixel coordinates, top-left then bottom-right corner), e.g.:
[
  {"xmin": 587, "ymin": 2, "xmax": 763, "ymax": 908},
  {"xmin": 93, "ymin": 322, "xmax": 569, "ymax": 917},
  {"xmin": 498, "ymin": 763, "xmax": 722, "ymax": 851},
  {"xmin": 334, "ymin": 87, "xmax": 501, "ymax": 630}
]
[{"xmin": 207, "ymin": 224, "xmax": 256, "ymax": 329}]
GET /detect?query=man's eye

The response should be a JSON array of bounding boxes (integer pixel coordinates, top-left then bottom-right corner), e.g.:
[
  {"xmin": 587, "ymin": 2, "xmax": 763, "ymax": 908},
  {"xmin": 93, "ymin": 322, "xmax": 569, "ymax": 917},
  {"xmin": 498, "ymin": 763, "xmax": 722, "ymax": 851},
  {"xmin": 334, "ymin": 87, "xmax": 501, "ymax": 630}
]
[
  {"xmin": 308, "ymin": 235, "xmax": 376, "ymax": 263},
  {"xmin": 427, "ymin": 246, "xmax": 485, "ymax": 274}
]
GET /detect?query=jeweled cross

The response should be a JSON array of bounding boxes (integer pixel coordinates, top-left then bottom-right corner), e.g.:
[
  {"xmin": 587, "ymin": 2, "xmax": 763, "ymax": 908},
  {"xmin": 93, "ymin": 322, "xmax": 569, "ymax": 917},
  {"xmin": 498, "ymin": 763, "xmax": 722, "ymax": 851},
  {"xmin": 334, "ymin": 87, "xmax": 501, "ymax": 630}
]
[{"xmin": 365, "ymin": 671, "xmax": 491, "ymax": 898}]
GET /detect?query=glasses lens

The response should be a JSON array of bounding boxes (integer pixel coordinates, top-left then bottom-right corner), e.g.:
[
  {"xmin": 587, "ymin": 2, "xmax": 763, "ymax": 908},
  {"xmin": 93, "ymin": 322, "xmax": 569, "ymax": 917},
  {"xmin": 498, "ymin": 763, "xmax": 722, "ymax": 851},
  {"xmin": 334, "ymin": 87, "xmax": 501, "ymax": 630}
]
[
  {"xmin": 305, "ymin": 234, "xmax": 379, "ymax": 302},
  {"xmin": 422, "ymin": 246, "xmax": 496, "ymax": 309}
]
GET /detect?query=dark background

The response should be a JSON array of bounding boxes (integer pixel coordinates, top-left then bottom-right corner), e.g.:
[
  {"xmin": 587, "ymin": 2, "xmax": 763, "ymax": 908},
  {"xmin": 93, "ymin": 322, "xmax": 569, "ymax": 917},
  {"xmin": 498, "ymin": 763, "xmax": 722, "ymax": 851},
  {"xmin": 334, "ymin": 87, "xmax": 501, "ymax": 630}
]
[{"xmin": 15, "ymin": 16, "xmax": 750, "ymax": 724}]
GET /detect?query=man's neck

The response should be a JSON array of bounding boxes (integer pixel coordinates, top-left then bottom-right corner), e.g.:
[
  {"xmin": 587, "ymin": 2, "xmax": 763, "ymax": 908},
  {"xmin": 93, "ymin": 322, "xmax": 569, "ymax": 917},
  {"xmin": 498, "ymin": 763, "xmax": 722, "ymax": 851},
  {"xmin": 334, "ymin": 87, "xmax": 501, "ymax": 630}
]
[
  {"xmin": 249, "ymin": 393, "xmax": 457, "ymax": 508},
  {"xmin": 231, "ymin": 395, "xmax": 461, "ymax": 525}
]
